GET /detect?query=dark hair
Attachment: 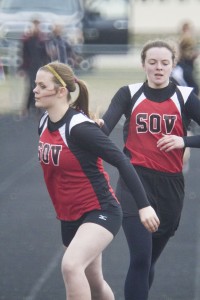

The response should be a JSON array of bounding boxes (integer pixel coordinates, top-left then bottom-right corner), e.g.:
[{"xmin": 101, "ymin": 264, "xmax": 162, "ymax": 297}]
[
  {"xmin": 40, "ymin": 62, "xmax": 90, "ymax": 117},
  {"xmin": 141, "ymin": 39, "xmax": 177, "ymax": 65}
]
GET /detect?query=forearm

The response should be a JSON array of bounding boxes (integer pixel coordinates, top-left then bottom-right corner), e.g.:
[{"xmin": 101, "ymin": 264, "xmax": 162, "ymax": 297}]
[{"xmin": 183, "ymin": 135, "xmax": 200, "ymax": 148}]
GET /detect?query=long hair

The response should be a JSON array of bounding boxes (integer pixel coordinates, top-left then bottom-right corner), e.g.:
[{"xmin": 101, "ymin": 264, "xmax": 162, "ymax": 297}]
[{"xmin": 41, "ymin": 62, "xmax": 90, "ymax": 117}]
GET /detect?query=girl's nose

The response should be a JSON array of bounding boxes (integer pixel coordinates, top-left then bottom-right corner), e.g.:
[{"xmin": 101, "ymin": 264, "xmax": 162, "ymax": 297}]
[
  {"xmin": 156, "ymin": 62, "xmax": 163, "ymax": 69},
  {"xmin": 33, "ymin": 86, "xmax": 37, "ymax": 93}
]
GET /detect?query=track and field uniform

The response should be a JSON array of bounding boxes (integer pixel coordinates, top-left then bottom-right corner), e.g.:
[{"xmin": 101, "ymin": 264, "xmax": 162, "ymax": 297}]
[
  {"xmin": 103, "ymin": 81, "xmax": 200, "ymax": 238},
  {"xmin": 102, "ymin": 81, "xmax": 200, "ymax": 299},
  {"xmin": 38, "ymin": 107, "xmax": 150, "ymax": 245}
]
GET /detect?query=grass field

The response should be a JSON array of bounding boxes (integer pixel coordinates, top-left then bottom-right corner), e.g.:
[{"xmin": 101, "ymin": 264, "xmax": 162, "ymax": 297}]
[
  {"xmin": 0, "ymin": 56, "xmax": 144, "ymax": 116},
  {"xmin": 81, "ymin": 66, "xmax": 144, "ymax": 116}
]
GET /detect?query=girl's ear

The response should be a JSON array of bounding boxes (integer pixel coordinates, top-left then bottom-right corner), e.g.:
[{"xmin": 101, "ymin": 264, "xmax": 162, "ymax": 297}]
[{"xmin": 58, "ymin": 87, "xmax": 67, "ymax": 97}]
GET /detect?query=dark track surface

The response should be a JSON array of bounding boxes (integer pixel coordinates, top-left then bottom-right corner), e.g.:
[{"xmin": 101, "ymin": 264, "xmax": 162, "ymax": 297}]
[{"xmin": 0, "ymin": 114, "xmax": 200, "ymax": 300}]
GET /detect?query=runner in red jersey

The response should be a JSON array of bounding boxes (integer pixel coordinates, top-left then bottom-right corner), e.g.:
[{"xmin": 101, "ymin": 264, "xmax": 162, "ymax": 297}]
[
  {"xmin": 34, "ymin": 61, "xmax": 159, "ymax": 300},
  {"xmin": 101, "ymin": 40, "xmax": 200, "ymax": 299}
]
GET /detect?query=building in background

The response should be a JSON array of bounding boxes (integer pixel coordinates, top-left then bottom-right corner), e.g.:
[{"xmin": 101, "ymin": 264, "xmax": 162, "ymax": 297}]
[{"xmin": 130, "ymin": 0, "xmax": 200, "ymax": 35}]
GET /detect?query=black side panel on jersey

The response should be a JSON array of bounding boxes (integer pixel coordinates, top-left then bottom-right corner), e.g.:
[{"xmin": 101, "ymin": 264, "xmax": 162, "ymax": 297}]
[
  {"xmin": 175, "ymin": 86, "xmax": 191, "ymax": 135},
  {"xmin": 123, "ymin": 84, "xmax": 144, "ymax": 144}
]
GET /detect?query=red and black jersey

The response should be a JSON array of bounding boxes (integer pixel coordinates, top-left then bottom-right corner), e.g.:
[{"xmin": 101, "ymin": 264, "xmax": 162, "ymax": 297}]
[
  {"xmin": 38, "ymin": 107, "xmax": 149, "ymax": 221},
  {"xmin": 103, "ymin": 82, "xmax": 200, "ymax": 173}
]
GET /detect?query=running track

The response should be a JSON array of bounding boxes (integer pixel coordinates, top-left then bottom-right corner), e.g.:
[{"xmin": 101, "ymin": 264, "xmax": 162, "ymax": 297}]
[{"xmin": 0, "ymin": 114, "xmax": 200, "ymax": 300}]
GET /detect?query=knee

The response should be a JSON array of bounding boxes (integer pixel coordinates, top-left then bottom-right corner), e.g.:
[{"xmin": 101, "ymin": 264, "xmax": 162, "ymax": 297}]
[
  {"xmin": 61, "ymin": 256, "xmax": 81, "ymax": 280},
  {"xmin": 61, "ymin": 259, "xmax": 73, "ymax": 280},
  {"xmin": 130, "ymin": 251, "xmax": 151, "ymax": 271}
]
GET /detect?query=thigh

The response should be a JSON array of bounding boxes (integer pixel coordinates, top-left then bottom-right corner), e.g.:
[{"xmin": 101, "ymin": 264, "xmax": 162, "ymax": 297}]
[
  {"xmin": 123, "ymin": 216, "xmax": 152, "ymax": 259},
  {"xmin": 63, "ymin": 223, "xmax": 114, "ymax": 269},
  {"xmin": 135, "ymin": 167, "xmax": 184, "ymax": 238},
  {"xmin": 83, "ymin": 205, "xmax": 122, "ymax": 237},
  {"xmin": 61, "ymin": 205, "xmax": 122, "ymax": 247},
  {"xmin": 61, "ymin": 216, "xmax": 84, "ymax": 247},
  {"xmin": 154, "ymin": 174, "xmax": 184, "ymax": 238},
  {"xmin": 116, "ymin": 176, "xmax": 139, "ymax": 217},
  {"xmin": 151, "ymin": 235, "xmax": 170, "ymax": 264}
]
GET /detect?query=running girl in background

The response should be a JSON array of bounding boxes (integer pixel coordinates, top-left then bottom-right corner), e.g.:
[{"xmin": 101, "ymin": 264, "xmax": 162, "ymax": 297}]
[{"xmin": 101, "ymin": 40, "xmax": 200, "ymax": 299}]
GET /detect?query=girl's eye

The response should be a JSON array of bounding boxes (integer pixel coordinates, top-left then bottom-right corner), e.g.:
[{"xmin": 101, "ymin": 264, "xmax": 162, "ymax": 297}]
[{"xmin": 148, "ymin": 60, "xmax": 156, "ymax": 65}]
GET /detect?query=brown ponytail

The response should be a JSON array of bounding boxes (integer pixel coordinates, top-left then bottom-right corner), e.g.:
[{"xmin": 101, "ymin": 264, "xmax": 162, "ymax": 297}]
[
  {"xmin": 71, "ymin": 78, "xmax": 90, "ymax": 117},
  {"xmin": 41, "ymin": 62, "xmax": 90, "ymax": 117}
]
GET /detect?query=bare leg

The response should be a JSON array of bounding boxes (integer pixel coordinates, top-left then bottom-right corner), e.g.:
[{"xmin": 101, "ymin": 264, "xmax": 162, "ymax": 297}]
[
  {"xmin": 86, "ymin": 254, "xmax": 114, "ymax": 300},
  {"xmin": 61, "ymin": 223, "xmax": 114, "ymax": 300}
]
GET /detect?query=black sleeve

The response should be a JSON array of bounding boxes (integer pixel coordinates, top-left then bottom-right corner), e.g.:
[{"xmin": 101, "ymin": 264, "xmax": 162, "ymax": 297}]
[
  {"xmin": 183, "ymin": 92, "xmax": 200, "ymax": 147},
  {"xmin": 183, "ymin": 65, "xmax": 199, "ymax": 96},
  {"xmin": 102, "ymin": 86, "xmax": 131, "ymax": 135},
  {"xmin": 185, "ymin": 92, "xmax": 200, "ymax": 125},
  {"xmin": 71, "ymin": 122, "xmax": 150, "ymax": 209},
  {"xmin": 183, "ymin": 135, "xmax": 200, "ymax": 148}
]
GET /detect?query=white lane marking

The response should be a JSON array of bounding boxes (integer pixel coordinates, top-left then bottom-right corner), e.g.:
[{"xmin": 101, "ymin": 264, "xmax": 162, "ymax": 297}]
[{"xmin": 25, "ymin": 247, "xmax": 64, "ymax": 300}]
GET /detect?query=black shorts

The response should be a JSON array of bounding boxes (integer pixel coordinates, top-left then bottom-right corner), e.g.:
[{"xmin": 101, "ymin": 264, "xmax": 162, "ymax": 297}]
[
  {"xmin": 116, "ymin": 166, "xmax": 184, "ymax": 238},
  {"xmin": 61, "ymin": 202, "xmax": 122, "ymax": 247}
]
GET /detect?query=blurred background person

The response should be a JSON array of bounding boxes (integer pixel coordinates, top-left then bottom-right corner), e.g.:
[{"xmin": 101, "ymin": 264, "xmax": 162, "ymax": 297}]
[
  {"xmin": 170, "ymin": 34, "xmax": 200, "ymax": 172},
  {"xmin": 45, "ymin": 23, "xmax": 88, "ymax": 71},
  {"xmin": 179, "ymin": 21, "xmax": 198, "ymax": 48},
  {"xmin": 171, "ymin": 35, "xmax": 200, "ymax": 96},
  {"xmin": 19, "ymin": 18, "xmax": 50, "ymax": 116},
  {"xmin": 46, "ymin": 24, "xmax": 73, "ymax": 64}
]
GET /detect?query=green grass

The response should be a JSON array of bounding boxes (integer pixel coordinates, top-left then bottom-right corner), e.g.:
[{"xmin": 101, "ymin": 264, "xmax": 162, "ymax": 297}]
[
  {"xmin": 80, "ymin": 67, "xmax": 144, "ymax": 116},
  {"xmin": 0, "ymin": 65, "xmax": 144, "ymax": 116}
]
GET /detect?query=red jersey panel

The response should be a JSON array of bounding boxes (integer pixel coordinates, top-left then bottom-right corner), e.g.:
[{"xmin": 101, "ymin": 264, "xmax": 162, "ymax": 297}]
[
  {"xmin": 38, "ymin": 125, "xmax": 104, "ymax": 220},
  {"xmin": 126, "ymin": 96, "xmax": 184, "ymax": 173},
  {"xmin": 37, "ymin": 105, "xmax": 121, "ymax": 221}
]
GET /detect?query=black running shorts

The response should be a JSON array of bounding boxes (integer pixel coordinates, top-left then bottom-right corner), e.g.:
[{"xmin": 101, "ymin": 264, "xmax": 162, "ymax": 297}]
[{"xmin": 61, "ymin": 202, "xmax": 122, "ymax": 247}]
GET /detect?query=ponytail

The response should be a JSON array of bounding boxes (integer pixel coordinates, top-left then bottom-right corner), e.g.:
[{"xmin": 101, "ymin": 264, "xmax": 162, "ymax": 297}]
[
  {"xmin": 41, "ymin": 62, "xmax": 91, "ymax": 118},
  {"xmin": 71, "ymin": 78, "xmax": 90, "ymax": 117}
]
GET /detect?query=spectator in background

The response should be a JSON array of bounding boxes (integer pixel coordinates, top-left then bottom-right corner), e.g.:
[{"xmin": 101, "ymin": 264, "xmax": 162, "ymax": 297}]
[
  {"xmin": 46, "ymin": 24, "xmax": 89, "ymax": 71},
  {"xmin": 179, "ymin": 21, "xmax": 198, "ymax": 47},
  {"xmin": 46, "ymin": 24, "xmax": 74, "ymax": 64},
  {"xmin": 171, "ymin": 21, "xmax": 200, "ymax": 166},
  {"xmin": 19, "ymin": 18, "xmax": 50, "ymax": 116},
  {"xmin": 171, "ymin": 36, "xmax": 200, "ymax": 96}
]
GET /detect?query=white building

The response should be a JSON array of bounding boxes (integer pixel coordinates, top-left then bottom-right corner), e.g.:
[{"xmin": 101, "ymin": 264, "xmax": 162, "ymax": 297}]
[{"xmin": 130, "ymin": 0, "xmax": 200, "ymax": 34}]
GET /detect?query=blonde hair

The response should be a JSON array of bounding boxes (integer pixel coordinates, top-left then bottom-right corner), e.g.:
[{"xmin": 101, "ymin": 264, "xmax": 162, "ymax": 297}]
[{"xmin": 40, "ymin": 62, "xmax": 90, "ymax": 117}]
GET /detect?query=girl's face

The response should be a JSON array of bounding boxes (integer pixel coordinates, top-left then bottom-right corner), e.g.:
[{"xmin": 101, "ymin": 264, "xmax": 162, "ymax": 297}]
[
  {"xmin": 142, "ymin": 47, "xmax": 174, "ymax": 89},
  {"xmin": 33, "ymin": 70, "xmax": 59, "ymax": 110}
]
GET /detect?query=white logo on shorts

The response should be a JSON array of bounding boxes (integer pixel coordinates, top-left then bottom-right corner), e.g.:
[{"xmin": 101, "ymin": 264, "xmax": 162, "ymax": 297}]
[{"xmin": 99, "ymin": 215, "xmax": 107, "ymax": 221}]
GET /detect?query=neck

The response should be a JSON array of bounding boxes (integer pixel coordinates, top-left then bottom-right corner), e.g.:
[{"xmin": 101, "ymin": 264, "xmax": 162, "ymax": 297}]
[
  {"xmin": 48, "ymin": 103, "xmax": 69, "ymax": 123},
  {"xmin": 147, "ymin": 79, "xmax": 170, "ymax": 89}
]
